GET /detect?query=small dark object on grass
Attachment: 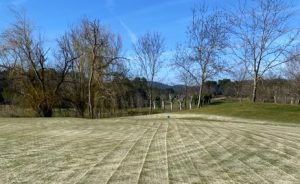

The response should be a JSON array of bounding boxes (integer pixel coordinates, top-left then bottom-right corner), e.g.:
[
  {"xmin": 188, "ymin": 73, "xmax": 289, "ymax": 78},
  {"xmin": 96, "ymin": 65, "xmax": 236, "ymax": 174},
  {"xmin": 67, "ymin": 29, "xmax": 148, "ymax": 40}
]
[{"xmin": 167, "ymin": 116, "xmax": 170, "ymax": 118}]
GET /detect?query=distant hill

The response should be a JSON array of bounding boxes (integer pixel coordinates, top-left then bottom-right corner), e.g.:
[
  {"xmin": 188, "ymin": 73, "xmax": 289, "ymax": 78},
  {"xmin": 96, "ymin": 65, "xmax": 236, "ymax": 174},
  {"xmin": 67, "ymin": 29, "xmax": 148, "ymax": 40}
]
[
  {"xmin": 150, "ymin": 81, "xmax": 186, "ymax": 92},
  {"xmin": 151, "ymin": 81, "xmax": 171, "ymax": 89},
  {"xmin": 172, "ymin": 85, "xmax": 186, "ymax": 91}
]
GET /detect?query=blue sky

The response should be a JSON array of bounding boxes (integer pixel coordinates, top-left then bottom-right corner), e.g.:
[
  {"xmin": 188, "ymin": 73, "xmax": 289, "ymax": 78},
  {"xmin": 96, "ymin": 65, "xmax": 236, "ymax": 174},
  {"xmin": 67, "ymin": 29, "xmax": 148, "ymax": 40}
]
[
  {"xmin": 1, "ymin": 0, "xmax": 207, "ymax": 51},
  {"xmin": 0, "ymin": 0, "xmax": 299, "ymax": 83},
  {"xmin": 0, "ymin": 0, "xmax": 218, "ymax": 83},
  {"xmin": 0, "ymin": 0, "xmax": 230, "ymax": 50}
]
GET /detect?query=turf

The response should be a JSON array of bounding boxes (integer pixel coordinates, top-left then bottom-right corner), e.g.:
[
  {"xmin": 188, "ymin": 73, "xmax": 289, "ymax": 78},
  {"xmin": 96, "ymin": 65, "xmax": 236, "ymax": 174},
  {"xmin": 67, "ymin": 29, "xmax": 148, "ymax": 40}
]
[
  {"xmin": 184, "ymin": 100, "xmax": 300, "ymax": 124},
  {"xmin": 0, "ymin": 115, "xmax": 299, "ymax": 183}
]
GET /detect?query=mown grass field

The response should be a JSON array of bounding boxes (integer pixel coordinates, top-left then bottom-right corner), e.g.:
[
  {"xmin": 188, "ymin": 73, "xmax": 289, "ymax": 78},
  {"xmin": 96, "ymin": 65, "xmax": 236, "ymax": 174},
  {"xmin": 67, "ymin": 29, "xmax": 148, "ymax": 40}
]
[
  {"xmin": 0, "ymin": 114, "xmax": 299, "ymax": 183},
  {"xmin": 185, "ymin": 100, "xmax": 300, "ymax": 124}
]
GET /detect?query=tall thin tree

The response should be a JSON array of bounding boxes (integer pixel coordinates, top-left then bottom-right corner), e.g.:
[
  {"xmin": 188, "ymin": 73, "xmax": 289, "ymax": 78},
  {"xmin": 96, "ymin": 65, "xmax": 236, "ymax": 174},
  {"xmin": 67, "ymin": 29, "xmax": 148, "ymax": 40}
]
[
  {"xmin": 174, "ymin": 4, "xmax": 229, "ymax": 108},
  {"xmin": 133, "ymin": 31, "xmax": 165, "ymax": 113}
]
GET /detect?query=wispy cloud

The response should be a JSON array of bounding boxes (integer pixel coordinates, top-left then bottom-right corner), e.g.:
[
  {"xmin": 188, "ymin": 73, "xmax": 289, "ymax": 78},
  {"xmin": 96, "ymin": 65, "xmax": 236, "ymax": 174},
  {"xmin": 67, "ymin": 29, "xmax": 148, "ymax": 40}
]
[
  {"xmin": 123, "ymin": 0, "xmax": 193, "ymax": 18},
  {"xmin": 103, "ymin": 0, "xmax": 137, "ymax": 44},
  {"xmin": 118, "ymin": 19, "xmax": 137, "ymax": 44}
]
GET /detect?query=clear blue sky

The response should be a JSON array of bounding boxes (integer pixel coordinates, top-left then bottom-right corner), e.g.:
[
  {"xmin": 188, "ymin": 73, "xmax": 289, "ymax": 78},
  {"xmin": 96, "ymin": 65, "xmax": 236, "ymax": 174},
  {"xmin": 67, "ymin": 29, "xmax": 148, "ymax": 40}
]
[{"xmin": 0, "ymin": 0, "xmax": 299, "ymax": 83}]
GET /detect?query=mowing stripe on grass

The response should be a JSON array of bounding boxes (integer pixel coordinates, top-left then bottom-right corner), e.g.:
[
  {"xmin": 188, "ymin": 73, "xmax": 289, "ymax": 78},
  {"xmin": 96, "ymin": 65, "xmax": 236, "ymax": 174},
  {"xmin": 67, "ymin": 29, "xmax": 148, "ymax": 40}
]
[
  {"xmin": 201, "ymin": 121, "xmax": 299, "ymax": 183},
  {"xmin": 222, "ymin": 122, "xmax": 300, "ymax": 150},
  {"xmin": 209, "ymin": 122, "xmax": 300, "ymax": 170},
  {"xmin": 181, "ymin": 119, "xmax": 270, "ymax": 183},
  {"xmin": 135, "ymin": 122, "xmax": 162, "ymax": 184},
  {"xmin": 138, "ymin": 122, "xmax": 169, "ymax": 184},
  {"xmin": 75, "ymin": 123, "xmax": 153, "ymax": 183},
  {"xmin": 178, "ymin": 120, "xmax": 234, "ymax": 183},
  {"xmin": 107, "ymin": 122, "xmax": 161, "ymax": 183},
  {"xmin": 166, "ymin": 119, "xmax": 208, "ymax": 183}
]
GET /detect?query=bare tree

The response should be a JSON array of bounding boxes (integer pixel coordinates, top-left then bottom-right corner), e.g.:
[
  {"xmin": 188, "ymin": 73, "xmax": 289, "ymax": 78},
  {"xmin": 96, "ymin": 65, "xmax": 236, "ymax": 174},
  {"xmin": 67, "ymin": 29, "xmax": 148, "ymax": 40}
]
[
  {"xmin": 133, "ymin": 31, "xmax": 165, "ymax": 113},
  {"xmin": 174, "ymin": 4, "xmax": 229, "ymax": 108},
  {"xmin": 231, "ymin": 0, "xmax": 300, "ymax": 102},
  {"xmin": 285, "ymin": 46, "xmax": 300, "ymax": 103},
  {"xmin": 55, "ymin": 29, "xmax": 87, "ymax": 117},
  {"xmin": 73, "ymin": 19, "xmax": 122, "ymax": 119},
  {"xmin": 230, "ymin": 64, "xmax": 249, "ymax": 101},
  {"xmin": 177, "ymin": 69, "xmax": 194, "ymax": 109},
  {"xmin": 0, "ymin": 13, "xmax": 76, "ymax": 117},
  {"xmin": 177, "ymin": 94, "xmax": 185, "ymax": 110},
  {"xmin": 81, "ymin": 19, "xmax": 105, "ymax": 119},
  {"xmin": 169, "ymin": 93, "xmax": 174, "ymax": 111},
  {"xmin": 161, "ymin": 95, "xmax": 165, "ymax": 110}
]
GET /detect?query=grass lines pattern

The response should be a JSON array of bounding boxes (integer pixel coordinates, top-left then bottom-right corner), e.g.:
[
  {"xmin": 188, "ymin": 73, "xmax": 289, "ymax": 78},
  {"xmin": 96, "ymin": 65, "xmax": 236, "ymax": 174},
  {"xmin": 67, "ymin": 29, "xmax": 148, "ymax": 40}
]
[{"xmin": 0, "ymin": 115, "xmax": 299, "ymax": 183}]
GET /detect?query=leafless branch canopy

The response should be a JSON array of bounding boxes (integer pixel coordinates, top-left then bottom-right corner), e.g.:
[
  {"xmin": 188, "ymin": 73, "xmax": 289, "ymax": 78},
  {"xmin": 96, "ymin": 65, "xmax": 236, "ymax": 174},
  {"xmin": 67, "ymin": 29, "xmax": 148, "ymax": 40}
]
[
  {"xmin": 230, "ymin": 0, "xmax": 300, "ymax": 102},
  {"xmin": 134, "ymin": 31, "xmax": 165, "ymax": 83},
  {"xmin": 173, "ymin": 3, "xmax": 229, "ymax": 107}
]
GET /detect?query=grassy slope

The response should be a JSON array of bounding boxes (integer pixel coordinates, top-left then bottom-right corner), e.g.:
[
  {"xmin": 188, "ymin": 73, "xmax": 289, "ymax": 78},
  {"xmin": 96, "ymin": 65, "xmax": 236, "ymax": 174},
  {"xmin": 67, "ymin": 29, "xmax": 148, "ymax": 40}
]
[{"xmin": 184, "ymin": 100, "xmax": 300, "ymax": 124}]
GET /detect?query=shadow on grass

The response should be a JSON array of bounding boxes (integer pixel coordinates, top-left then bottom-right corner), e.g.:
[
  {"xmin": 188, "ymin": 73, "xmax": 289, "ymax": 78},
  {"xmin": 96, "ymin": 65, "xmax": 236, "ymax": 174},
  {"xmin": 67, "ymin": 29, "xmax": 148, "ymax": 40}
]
[{"xmin": 210, "ymin": 100, "xmax": 225, "ymax": 106}]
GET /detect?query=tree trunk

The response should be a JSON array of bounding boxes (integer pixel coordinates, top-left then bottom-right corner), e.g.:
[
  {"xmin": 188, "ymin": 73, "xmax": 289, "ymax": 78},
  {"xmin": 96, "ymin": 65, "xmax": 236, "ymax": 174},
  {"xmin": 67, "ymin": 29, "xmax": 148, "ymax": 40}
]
[
  {"xmin": 179, "ymin": 101, "xmax": 182, "ymax": 110},
  {"xmin": 149, "ymin": 98, "xmax": 152, "ymax": 113},
  {"xmin": 189, "ymin": 102, "xmax": 192, "ymax": 110},
  {"xmin": 149, "ymin": 87, "xmax": 153, "ymax": 114},
  {"xmin": 153, "ymin": 100, "xmax": 156, "ymax": 110},
  {"xmin": 42, "ymin": 109, "xmax": 52, "ymax": 117},
  {"xmin": 76, "ymin": 106, "xmax": 85, "ymax": 118},
  {"xmin": 162, "ymin": 100, "xmax": 165, "ymax": 110},
  {"xmin": 185, "ymin": 85, "xmax": 188, "ymax": 110},
  {"xmin": 197, "ymin": 83, "xmax": 203, "ymax": 108},
  {"xmin": 88, "ymin": 87, "xmax": 94, "ymax": 118},
  {"xmin": 170, "ymin": 102, "xmax": 173, "ymax": 111},
  {"xmin": 252, "ymin": 77, "xmax": 258, "ymax": 103},
  {"xmin": 88, "ymin": 67, "xmax": 94, "ymax": 119},
  {"xmin": 285, "ymin": 96, "xmax": 287, "ymax": 104},
  {"xmin": 38, "ymin": 103, "xmax": 53, "ymax": 117}
]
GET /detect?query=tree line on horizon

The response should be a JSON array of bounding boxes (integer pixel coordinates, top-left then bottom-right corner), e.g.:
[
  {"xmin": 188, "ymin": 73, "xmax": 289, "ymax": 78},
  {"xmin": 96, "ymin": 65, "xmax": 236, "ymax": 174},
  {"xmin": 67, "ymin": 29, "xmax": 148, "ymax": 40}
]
[{"xmin": 0, "ymin": 0, "xmax": 300, "ymax": 118}]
